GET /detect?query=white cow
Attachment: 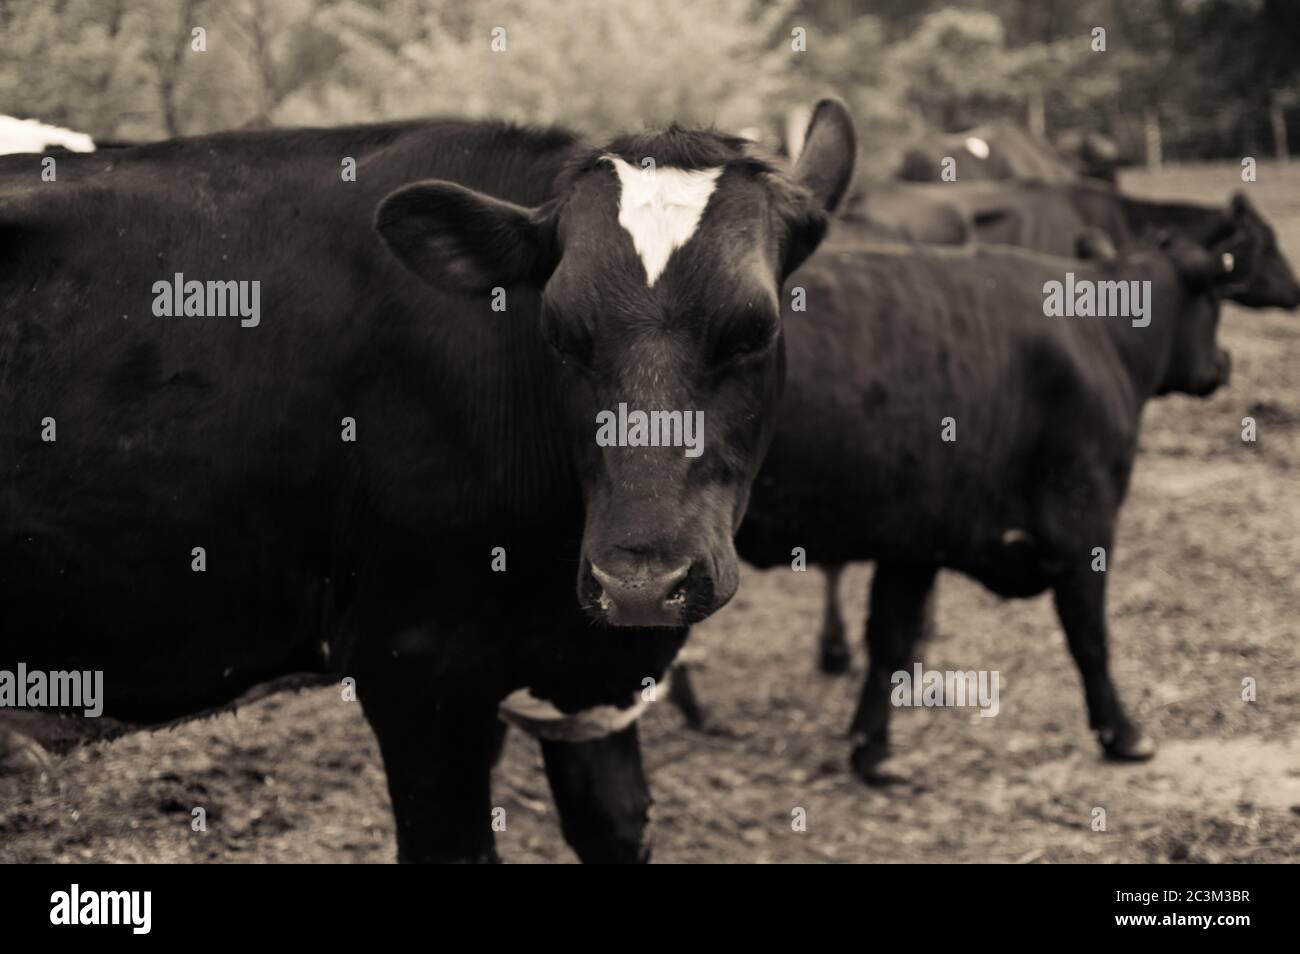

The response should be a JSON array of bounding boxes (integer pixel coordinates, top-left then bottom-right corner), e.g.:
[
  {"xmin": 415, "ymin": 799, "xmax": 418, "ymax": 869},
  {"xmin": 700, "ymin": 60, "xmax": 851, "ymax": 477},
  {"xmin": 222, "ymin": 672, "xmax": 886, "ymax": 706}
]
[{"xmin": 0, "ymin": 115, "xmax": 95, "ymax": 155}]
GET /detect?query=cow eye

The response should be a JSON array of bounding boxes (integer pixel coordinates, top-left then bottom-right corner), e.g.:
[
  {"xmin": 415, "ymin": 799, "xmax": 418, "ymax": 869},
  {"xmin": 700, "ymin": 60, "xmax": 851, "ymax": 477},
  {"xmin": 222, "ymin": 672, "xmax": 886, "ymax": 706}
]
[{"xmin": 712, "ymin": 308, "xmax": 779, "ymax": 369}]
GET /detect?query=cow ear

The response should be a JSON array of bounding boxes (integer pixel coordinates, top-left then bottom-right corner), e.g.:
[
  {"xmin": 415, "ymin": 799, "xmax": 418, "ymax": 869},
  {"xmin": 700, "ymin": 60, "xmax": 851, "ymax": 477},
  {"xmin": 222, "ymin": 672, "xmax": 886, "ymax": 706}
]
[
  {"xmin": 792, "ymin": 98, "xmax": 857, "ymax": 213},
  {"xmin": 1230, "ymin": 191, "xmax": 1258, "ymax": 220},
  {"xmin": 375, "ymin": 181, "xmax": 556, "ymax": 294},
  {"xmin": 1228, "ymin": 191, "xmax": 1271, "ymax": 246},
  {"xmin": 781, "ymin": 209, "xmax": 829, "ymax": 281}
]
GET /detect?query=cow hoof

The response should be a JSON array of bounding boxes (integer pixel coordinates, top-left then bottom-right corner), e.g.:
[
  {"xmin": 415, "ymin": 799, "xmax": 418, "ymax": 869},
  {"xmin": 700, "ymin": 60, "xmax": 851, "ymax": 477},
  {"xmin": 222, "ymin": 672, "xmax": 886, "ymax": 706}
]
[
  {"xmin": 1099, "ymin": 724, "xmax": 1157, "ymax": 762},
  {"xmin": 573, "ymin": 836, "xmax": 652, "ymax": 864},
  {"xmin": 818, "ymin": 642, "xmax": 852, "ymax": 675},
  {"xmin": 670, "ymin": 696, "xmax": 732, "ymax": 736},
  {"xmin": 688, "ymin": 715, "xmax": 738, "ymax": 738},
  {"xmin": 849, "ymin": 741, "xmax": 903, "ymax": 786}
]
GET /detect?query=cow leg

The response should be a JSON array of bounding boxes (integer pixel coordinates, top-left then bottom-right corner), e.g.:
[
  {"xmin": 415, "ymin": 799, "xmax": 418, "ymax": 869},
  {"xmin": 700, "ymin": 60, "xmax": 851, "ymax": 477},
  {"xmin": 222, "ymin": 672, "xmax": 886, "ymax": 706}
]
[
  {"xmin": 541, "ymin": 724, "xmax": 652, "ymax": 863},
  {"xmin": 664, "ymin": 661, "xmax": 737, "ymax": 735},
  {"xmin": 848, "ymin": 562, "xmax": 938, "ymax": 785},
  {"xmin": 817, "ymin": 563, "xmax": 852, "ymax": 674},
  {"xmin": 1052, "ymin": 567, "xmax": 1155, "ymax": 761},
  {"xmin": 489, "ymin": 720, "xmax": 510, "ymax": 767},
  {"xmin": 360, "ymin": 689, "xmax": 502, "ymax": 863},
  {"xmin": 666, "ymin": 661, "xmax": 707, "ymax": 730}
]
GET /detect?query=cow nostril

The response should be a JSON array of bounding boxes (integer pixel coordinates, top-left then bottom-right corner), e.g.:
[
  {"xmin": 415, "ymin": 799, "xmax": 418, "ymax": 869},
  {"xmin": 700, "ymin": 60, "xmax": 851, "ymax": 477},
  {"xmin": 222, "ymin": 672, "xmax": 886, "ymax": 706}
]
[
  {"xmin": 664, "ymin": 578, "xmax": 688, "ymax": 607},
  {"xmin": 588, "ymin": 560, "xmax": 692, "ymax": 625},
  {"xmin": 658, "ymin": 563, "xmax": 690, "ymax": 593}
]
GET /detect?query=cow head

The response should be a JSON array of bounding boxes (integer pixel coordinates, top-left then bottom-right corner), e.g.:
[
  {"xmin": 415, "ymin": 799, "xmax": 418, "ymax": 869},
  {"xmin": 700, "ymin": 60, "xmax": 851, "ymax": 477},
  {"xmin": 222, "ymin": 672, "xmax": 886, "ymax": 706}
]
[
  {"xmin": 1156, "ymin": 232, "xmax": 1234, "ymax": 398},
  {"xmin": 1213, "ymin": 193, "xmax": 1300, "ymax": 310},
  {"xmin": 376, "ymin": 100, "xmax": 856, "ymax": 627},
  {"xmin": 1056, "ymin": 129, "xmax": 1121, "ymax": 184}
]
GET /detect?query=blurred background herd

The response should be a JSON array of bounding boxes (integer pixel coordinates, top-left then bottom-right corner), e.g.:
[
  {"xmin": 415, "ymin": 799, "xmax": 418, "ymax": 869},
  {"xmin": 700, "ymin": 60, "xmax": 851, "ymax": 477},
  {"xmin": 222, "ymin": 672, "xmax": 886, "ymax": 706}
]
[{"xmin": 3, "ymin": 0, "xmax": 1298, "ymax": 180}]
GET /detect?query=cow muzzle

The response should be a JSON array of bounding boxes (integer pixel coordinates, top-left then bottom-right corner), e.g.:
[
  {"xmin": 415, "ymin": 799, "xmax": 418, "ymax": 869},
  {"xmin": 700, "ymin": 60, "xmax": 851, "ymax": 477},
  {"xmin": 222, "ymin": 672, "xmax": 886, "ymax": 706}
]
[
  {"xmin": 584, "ymin": 559, "xmax": 692, "ymax": 627},
  {"xmin": 1192, "ymin": 348, "xmax": 1232, "ymax": 396}
]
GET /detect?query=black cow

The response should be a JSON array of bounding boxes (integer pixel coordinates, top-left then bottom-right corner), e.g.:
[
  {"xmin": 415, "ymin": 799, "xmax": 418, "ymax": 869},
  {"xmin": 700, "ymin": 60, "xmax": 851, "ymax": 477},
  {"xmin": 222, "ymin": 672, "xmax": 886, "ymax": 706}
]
[
  {"xmin": 1062, "ymin": 184, "xmax": 1300, "ymax": 311},
  {"xmin": 845, "ymin": 181, "xmax": 1092, "ymax": 264},
  {"xmin": 840, "ymin": 183, "xmax": 973, "ymax": 246},
  {"xmin": 0, "ymin": 102, "xmax": 856, "ymax": 861},
  {"xmin": 801, "ymin": 182, "xmax": 1297, "ymax": 684},
  {"xmin": 673, "ymin": 234, "xmax": 1235, "ymax": 780},
  {"xmin": 896, "ymin": 122, "xmax": 1085, "ymax": 185},
  {"xmin": 864, "ymin": 180, "xmax": 1088, "ymax": 257},
  {"xmin": 1053, "ymin": 129, "xmax": 1123, "ymax": 185}
]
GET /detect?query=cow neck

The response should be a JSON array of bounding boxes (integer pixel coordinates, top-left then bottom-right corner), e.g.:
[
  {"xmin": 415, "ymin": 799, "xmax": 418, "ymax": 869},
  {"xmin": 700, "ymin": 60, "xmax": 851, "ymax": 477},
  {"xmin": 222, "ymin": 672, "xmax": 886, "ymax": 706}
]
[
  {"xmin": 1063, "ymin": 182, "xmax": 1130, "ymax": 237},
  {"xmin": 1095, "ymin": 258, "xmax": 1183, "ymax": 404},
  {"xmin": 1120, "ymin": 195, "xmax": 1230, "ymax": 244}
]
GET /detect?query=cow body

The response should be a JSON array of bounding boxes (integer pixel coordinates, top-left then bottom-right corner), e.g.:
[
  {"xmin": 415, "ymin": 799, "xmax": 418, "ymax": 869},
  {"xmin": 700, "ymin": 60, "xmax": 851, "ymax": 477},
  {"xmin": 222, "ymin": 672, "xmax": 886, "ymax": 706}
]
[
  {"xmin": 896, "ymin": 122, "xmax": 1087, "ymax": 185},
  {"xmin": 741, "ymin": 241, "xmax": 1192, "ymax": 583},
  {"xmin": 790, "ymin": 179, "xmax": 1294, "ymax": 704},
  {"xmin": 729, "ymin": 238, "xmax": 1231, "ymax": 778},
  {"xmin": 841, "ymin": 183, "xmax": 974, "ymax": 246},
  {"xmin": 3, "ymin": 120, "xmax": 627, "ymax": 717},
  {"xmin": 848, "ymin": 180, "xmax": 1095, "ymax": 258}
]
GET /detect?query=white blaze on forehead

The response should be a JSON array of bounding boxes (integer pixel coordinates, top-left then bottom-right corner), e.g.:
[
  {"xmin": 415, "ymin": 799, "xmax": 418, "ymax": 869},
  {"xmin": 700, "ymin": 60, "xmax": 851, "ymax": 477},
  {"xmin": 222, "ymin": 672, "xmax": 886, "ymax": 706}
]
[
  {"xmin": 964, "ymin": 136, "xmax": 991, "ymax": 160},
  {"xmin": 603, "ymin": 155, "xmax": 723, "ymax": 286}
]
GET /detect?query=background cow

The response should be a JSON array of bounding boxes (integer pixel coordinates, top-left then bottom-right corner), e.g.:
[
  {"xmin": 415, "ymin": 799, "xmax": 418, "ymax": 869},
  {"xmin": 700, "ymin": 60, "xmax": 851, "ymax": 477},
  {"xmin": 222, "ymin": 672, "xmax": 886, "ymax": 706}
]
[
  {"xmin": 807, "ymin": 178, "xmax": 1300, "ymax": 677},
  {"xmin": 672, "ymin": 231, "xmax": 1236, "ymax": 782},
  {"xmin": 845, "ymin": 180, "xmax": 1300, "ymax": 313},
  {"xmin": 895, "ymin": 121, "xmax": 1107, "ymax": 185}
]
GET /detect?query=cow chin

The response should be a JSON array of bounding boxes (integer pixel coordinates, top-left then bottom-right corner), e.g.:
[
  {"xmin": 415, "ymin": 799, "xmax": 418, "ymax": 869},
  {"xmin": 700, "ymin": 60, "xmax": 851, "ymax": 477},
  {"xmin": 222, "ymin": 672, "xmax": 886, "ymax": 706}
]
[
  {"xmin": 1268, "ymin": 281, "xmax": 1300, "ymax": 311},
  {"xmin": 577, "ymin": 516, "xmax": 740, "ymax": 629},
  {"xmin": 1171, "ymin": 349, "xmax": 1231, "ymax": 399}
]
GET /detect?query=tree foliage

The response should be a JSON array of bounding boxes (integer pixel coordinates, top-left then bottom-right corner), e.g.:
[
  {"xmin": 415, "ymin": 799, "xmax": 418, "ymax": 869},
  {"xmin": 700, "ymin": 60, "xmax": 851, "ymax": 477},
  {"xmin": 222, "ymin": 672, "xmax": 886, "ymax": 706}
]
[{"xmin": 0, "ymin": 0, "xmax": 1293, "ymax": 161}]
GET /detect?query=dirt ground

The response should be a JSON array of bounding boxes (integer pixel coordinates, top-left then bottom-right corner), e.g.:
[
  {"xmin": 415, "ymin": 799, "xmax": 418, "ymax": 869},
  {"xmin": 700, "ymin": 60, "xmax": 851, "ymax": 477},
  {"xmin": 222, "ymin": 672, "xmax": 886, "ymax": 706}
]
[{"xmin": 2, "ymin": 162, "xmax": 1297, "ymax": 864}]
